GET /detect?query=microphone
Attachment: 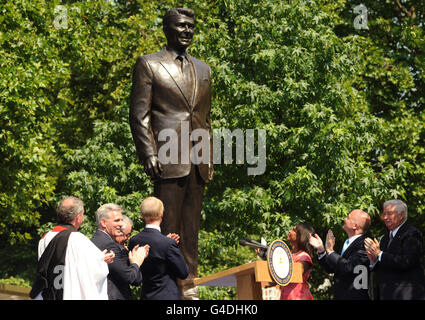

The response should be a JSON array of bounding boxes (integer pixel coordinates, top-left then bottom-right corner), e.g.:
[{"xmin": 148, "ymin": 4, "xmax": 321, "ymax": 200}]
[{"xmin": 239, "ymin": 238, "xmax": 268, "ymax": 260}]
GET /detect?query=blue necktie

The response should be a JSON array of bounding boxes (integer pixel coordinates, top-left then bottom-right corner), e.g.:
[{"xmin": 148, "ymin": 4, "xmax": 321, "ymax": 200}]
[{"xmin": 341, "ymin": 239, "xmax": 350, "ymax": 255}]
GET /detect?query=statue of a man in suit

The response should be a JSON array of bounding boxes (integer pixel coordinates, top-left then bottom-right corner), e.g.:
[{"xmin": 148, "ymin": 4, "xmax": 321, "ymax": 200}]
[{"xmin": 129, "ymin": 8, "xmax": 213, "ymax": 299}]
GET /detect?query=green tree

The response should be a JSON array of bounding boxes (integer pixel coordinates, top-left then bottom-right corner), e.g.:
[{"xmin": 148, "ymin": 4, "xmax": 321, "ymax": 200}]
[
  {"xmin": 2, "ymin": 0, "xmax": 424, "ymax": 300},
  {"xmin": 51, "ymin": 0, "xmax": 392, "ymax": 298},
  {"xmin": 0, "ymin": 0, "xmax": 66, "ymax": 244},
  {"xmin": 336, "ymin": 0, "xmax": 425, "ymax": 234}
]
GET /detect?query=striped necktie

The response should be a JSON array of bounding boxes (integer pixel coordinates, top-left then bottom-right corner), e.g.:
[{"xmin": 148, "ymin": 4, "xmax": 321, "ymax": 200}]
[{"xmin": 387, "ymin": 231, "xmax": 394, "ymax": 249}]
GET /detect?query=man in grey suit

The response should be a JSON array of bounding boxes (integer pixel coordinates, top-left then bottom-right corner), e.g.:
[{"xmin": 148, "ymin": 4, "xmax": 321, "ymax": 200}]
[
  {"xmin": 129, "ymin": 8, "xmax": 213, "ymax": 299},
  {"xmin": 91, "ymin": 203, "xmax": 149, "ymax": 300}
]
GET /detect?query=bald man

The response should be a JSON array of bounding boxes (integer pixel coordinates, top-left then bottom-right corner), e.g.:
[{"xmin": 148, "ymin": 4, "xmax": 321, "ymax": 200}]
[{"xmin": 309, "ymin": 209, "xmax": 371, "ymax": 300}]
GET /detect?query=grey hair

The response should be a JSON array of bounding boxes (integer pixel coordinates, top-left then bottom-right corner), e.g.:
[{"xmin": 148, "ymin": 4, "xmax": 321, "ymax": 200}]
[
  {"xmin": 96, "ymin": 203, "xmax": 123, "ymax": 227},
  {"xmin": 57, "ymin": 196, "xmax": 84, "ymax": 224},
  {"xmin": 121, "ymin": 215, "xmax": 133, "ymax": 232},
  {"xmin": 383, "ymin": 199, "xmax": 408, "ymax": 218}
]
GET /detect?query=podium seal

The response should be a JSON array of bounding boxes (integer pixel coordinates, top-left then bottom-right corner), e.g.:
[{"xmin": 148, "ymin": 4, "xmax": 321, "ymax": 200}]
[{"xmin": 267, "ymin": 239, "xmax": 293, "ymax": 286}]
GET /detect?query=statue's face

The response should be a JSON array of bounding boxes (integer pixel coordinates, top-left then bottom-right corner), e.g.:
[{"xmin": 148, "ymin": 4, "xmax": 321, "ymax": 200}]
[{"xmin": 165, "ymin": 15, "xmax": 195, "ymax": 51}]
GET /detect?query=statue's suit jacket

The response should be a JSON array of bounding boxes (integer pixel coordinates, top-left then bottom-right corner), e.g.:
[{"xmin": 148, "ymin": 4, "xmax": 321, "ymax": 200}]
[{"xmin": 130, "ymin": 48, "xmax": 213, "ymax": 182}]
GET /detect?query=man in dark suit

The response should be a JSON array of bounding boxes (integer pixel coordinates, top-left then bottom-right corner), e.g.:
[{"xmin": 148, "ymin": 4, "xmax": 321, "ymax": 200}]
[
  {"xmin": 129, "ymin": 7, "xmax": 213, "ymax": 299},
  {"xmin": 91, "ymin": 203, "xmax": 149, "ymax": 300},
  {"xmin": 365, "ymin": 200, "xmax": 425, "ymax": 300},
  {"xmin": 310, "ymin": 209, "xmax": 371, "ymax": 299},
  {"xmin": 115, "ymin": 215, "xmax": 134, "ymax": 249},
  {"xmin": 129, "ymin": 197, "xmax": 189, "ymax": 300}
]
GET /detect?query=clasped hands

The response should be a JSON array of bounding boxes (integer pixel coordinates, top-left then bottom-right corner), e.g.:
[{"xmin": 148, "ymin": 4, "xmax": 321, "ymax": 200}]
[
  {"xmin": 129, "ymin": 244, "xmax": 150, "ymax": 267},
  {"xmin": 127, "ymin": 234, "xmax": 179, "ymax": 266},
  {"xmin": 308, "ymin": 230, "xmax": 336, "ymax": 254},
  {"xmin": 103, "ymin": 249, "xmax": 115, "ymax": 264},
  {"xmin": 167, "ymin": 233, "xmax": 180, "ymax": 244},
  {"xmin": 118, "ymin": 233, "xmax": 180, "ymax": 267},
  {"xmin": 308, "ymin": 231, "xmax": 382, "ymax": 263},
  {"xmin": 102, "ymin": 232, "xmax": 181, "ymax": 267},
  {"xmin": 364, "ymin": 237, "xmax": 381, "ymax": 264}
]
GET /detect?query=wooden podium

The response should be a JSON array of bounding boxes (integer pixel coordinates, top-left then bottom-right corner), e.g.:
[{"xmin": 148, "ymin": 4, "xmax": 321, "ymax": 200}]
[{"xmin": 193, "ymin": 260, "xmax": 302, "ymax": 300}]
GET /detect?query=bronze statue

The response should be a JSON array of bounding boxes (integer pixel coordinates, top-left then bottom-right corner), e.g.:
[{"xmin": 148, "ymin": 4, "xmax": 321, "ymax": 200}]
[{"xmin": 129, "ymin": 8, "xmax": 213, "ymax": 299}]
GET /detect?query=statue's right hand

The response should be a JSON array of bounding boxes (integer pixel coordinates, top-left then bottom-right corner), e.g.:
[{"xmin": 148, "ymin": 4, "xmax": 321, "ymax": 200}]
[{"xmin": 144, "ymin": 156, "xmax": 163, "ymax": 178}]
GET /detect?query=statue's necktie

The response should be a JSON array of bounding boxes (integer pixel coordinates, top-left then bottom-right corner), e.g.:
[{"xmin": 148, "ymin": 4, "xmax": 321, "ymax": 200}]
[
  {"xmin": 177, "ymin": 55, "xmax": 194, "ymax": 103},
  {"xmin": 177, "ymin": 55, "xmax": 185, "ymax": 73}
]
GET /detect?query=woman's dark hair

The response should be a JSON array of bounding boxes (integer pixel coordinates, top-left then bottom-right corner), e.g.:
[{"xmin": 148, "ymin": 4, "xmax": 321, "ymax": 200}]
[{"xmin": 295, "ymin": 222, "xmax": 315, "ymax": 257}]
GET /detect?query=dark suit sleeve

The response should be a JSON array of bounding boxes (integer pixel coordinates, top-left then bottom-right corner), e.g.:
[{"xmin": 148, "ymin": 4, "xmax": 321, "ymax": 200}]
[
  {"xmin": 166, "ymin": 241, "xmax": 189, "ymax": 280},
  {"xmin": 380, "ymin": 228, "xmax": 424, "ymax": 271},
  {"xmin": 318, "ymin": 254, "xmax": 334, "ymax": 274},
  {"xmin": 107, "ymin": 242, "xmax": 143, "ymax": 286},
  {"xmin": 324, "ymin": 248, "xmax": 369, "ymax": 276},
  {"xmin": 130, "ymin": 56, "xmax": 156, "ymax": 162}
]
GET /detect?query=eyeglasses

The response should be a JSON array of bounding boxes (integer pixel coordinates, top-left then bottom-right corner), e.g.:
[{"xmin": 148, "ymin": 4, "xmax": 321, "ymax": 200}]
[{"xmin": 381, "ymin": 211, "xmax": 397, "ymax": 217}]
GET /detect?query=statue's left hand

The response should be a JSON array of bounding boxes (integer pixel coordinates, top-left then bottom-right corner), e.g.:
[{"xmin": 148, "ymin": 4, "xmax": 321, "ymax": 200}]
[
  {"xmin": 208, "ymin": 164, "xmax": 214, "ymax": 181},
  {"xmin": 144, "ymin": 156, "xmax": 163, "ymax": 179}
]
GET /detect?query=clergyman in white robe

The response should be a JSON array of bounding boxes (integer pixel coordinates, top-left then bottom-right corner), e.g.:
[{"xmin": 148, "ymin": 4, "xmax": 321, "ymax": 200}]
[{"xmin": 35, "ymin": 228, "xmax": 109, "ymax": 300}]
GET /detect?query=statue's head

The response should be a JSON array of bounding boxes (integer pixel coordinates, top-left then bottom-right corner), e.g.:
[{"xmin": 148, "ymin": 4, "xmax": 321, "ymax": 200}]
[{"xmin": 163, "ymin": 8, "xmax": 195, "ymax": 52}]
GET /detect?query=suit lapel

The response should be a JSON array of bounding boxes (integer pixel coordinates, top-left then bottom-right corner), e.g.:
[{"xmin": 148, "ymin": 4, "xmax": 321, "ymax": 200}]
[
  {"xmin": 342, "ymin": 235, "xmax": 365, "ymax": 257},
  {"xmin": 388, "ymin": 222, "xmax": 409, "ymax": 249},
  {"xmin": 158, "ymin": 50, "xmax": 192, "ymax": 110},
  {"xmin": 379, "ymin": 223, "xmax": 407, "ymax": 251}
]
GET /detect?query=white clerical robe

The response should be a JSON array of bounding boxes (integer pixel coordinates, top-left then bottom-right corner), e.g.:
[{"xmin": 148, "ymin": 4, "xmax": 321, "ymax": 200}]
[{"xmin": 36, "ymin": 229, "xmax": 109, "ymax": 300}]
